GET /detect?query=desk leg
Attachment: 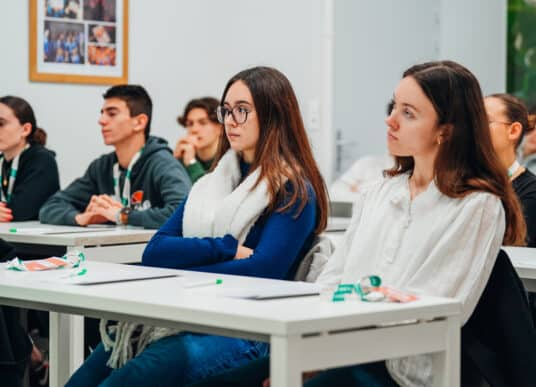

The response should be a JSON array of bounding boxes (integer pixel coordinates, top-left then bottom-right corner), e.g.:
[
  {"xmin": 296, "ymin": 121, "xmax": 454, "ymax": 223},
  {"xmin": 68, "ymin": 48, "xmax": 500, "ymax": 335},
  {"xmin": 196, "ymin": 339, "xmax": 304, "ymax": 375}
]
[
  {"xmin": 49, "ymin": 312, "xmax": 84, "ymax": 386},
  {"xmin": 432, "ymin": 315, "xmax": 460, "ymax": 387},
  {"xmin": 270, "ymin": 334, "xmax": 301, "ymax": 387}
]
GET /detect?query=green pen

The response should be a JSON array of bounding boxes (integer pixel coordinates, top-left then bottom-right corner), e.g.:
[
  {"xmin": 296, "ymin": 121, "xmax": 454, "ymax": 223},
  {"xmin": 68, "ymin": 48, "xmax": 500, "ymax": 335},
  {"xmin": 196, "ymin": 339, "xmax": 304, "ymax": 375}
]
[{"xmin": 184, "ymin": 278, "xmax": 223, "ymax": 288}]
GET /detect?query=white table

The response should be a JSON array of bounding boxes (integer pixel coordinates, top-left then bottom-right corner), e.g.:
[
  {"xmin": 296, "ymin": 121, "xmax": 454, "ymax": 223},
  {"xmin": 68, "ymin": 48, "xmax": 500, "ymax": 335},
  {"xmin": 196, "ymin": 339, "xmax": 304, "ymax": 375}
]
[
  {"xmin": 0, "ymin": 221, "xmax": 156, "ymax": 264},
  {"xmin": 503, "ymin": 246, "xmax": 536, "ymax": 292},
  {"xmin": 0, "ymin": 261, "xmax": 461, "ymax": 387}
]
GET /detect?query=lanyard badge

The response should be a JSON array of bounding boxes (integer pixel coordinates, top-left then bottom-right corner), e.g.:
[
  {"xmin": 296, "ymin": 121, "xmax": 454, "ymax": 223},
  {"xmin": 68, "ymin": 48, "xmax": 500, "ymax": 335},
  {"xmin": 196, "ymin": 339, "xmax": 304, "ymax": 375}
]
[
  {"xmin": 113, "ymin": 148, "xmax": 143, "ymax": 207},
  {"xmin": 0, "ymin": 144, "xmax": 30, "ymax": 203}
]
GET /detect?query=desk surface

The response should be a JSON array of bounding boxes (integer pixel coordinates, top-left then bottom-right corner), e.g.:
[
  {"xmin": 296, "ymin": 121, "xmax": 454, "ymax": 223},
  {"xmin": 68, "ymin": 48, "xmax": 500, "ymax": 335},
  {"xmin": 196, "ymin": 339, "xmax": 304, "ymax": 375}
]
[
  {"xmin": 0, "ymin": 261, "xmax": 460, "ymax": 337},
  {"xmin": 503, "ymin": 246, "xmax": 536, "ymax": 281},
  {"xmin": 0, "ymin": 221, "xmax": 156, "ymax": 246}
]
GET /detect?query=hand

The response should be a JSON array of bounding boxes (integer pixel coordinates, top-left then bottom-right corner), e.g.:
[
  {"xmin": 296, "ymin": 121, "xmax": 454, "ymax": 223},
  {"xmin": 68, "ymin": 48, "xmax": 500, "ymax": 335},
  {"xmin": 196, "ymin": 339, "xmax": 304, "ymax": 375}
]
[
  {"xmin": 91, "ymin": 195, "xmax": 123, "ymax": 223},
  {"xmin": 0, "ymin": 202, "xmax": 13, "ymax": 222},
  {"xmin": 74, "ymin": 211, "xmax": 108, "ymax": 226},
  {"xmin": 235, "ymin": 245, "xmax": 253, "ymax": 259},
  {"xmin": 173, "ymin": 136, "xmax": 197, "ymax": 164}
]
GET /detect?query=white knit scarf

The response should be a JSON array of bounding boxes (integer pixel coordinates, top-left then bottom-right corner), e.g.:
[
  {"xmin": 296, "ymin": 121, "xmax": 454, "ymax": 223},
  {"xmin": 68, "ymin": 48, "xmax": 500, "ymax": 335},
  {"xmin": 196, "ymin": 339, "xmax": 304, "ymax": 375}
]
[
  {"xmin": 182, "ymin": 149, "xmax": 270, "ymax": 243},
  {"xmin": 100, "ymin": 150, "xmax": 270, "ymax": 369}
]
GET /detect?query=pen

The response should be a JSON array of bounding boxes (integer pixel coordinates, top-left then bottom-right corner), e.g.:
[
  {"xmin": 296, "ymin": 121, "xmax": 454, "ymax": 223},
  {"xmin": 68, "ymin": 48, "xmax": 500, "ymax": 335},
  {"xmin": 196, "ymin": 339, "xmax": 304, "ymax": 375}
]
[
  {"xmin": 184, "ymin": 279, "xmax": 223, "ymax": 288},
  {"xmin": 9, "ymin": 228, "xmax": 17, "ymax": 233}
]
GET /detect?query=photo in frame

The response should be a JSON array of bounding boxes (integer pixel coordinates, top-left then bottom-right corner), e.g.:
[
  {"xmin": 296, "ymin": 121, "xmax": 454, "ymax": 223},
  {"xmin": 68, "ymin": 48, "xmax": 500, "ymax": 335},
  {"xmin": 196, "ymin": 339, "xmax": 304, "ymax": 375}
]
[{"xmin": 30, "ymin": 0, "xmax": 128, "ymax": 85}]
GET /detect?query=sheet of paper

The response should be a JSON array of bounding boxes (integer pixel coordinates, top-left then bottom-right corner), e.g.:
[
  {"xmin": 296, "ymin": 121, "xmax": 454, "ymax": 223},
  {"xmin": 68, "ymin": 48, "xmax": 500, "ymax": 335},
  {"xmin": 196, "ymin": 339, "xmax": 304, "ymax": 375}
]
[{"xmin": 193, "ymin": 281, "xmax": 323, "ymax": 300}]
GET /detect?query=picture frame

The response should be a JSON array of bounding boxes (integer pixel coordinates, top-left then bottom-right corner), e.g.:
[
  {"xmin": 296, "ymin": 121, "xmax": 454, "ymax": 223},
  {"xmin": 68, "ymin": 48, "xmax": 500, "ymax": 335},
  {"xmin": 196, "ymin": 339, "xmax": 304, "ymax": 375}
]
[{"xmin": 29, "ymin": 0, "xmax": 128, "ymax": 85}]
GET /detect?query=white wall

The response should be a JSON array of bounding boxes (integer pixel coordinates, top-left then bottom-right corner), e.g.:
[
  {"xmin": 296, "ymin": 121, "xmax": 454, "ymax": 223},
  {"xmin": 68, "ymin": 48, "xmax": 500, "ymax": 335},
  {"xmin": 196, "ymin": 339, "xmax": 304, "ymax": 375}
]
[
  {"xmin": 333, "ymin": 0, "xmax": 507, "ymax": 177},
  {"xmin": 2, "ymin": 0, "xmax": 328, "ymax": 186},
  {"xmin": 2, "ymin": 0, "xmax": 508, "ymax": 185}
]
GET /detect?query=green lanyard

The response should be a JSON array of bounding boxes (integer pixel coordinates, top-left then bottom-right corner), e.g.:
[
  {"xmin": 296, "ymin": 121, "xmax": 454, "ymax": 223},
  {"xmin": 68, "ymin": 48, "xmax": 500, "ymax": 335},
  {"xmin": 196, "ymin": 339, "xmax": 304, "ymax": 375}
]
[
  {"xmin": 113, "ymin": 148, "xmax": 143, "ymax": 206},
  {"xmin": 0, "ymin": 144, "xmax": 30, "ymax": 203}
]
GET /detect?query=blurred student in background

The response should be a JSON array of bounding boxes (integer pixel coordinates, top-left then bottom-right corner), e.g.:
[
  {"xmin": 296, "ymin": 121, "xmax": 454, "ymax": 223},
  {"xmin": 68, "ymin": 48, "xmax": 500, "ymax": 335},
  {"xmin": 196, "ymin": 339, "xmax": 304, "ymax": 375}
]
[{"xmin": 174, "ymin": 97, "xmax": 222, "ymax": 184}]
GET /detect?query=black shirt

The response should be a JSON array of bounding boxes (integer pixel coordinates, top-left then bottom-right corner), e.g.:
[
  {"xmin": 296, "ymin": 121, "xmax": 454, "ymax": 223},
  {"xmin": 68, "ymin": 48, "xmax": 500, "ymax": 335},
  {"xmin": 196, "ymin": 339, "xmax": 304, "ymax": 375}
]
[
  {"xmin": 513, "ymin": 169, "xmax": 536, "ymax": 247},
  {"xmin": 0, "ymin": 144, "xmax": 60, "ymax": 221}
]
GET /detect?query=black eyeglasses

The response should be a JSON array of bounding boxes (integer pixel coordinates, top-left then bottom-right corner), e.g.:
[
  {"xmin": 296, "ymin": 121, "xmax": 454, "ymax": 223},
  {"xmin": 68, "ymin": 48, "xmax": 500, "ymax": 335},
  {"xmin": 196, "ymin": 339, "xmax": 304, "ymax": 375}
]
[{"xmin": 216, "ymin": 105, "xmax": 253, "ymax": 125}]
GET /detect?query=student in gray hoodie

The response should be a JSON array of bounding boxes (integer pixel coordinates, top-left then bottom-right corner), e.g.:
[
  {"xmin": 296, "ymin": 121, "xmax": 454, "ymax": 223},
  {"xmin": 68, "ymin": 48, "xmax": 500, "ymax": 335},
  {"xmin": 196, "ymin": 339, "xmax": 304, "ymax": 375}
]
[{"xmin": 39, "ymin": 85, "xmax": 191, "ymax": 229}]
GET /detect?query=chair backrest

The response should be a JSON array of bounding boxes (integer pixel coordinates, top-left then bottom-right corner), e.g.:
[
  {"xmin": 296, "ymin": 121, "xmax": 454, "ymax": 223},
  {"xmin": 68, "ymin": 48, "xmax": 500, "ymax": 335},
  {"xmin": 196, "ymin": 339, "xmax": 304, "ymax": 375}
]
[
  {"xmin": 294, "ymin": 234, "xmax": 334, "ymax": 282},
  {"xmin": 462, "ymin": 249, "xmax": 536, "ymax": 387}
]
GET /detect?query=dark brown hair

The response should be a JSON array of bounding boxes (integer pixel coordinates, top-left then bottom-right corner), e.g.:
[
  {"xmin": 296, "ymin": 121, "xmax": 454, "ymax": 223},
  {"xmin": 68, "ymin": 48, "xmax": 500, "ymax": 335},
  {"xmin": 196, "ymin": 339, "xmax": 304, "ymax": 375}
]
[
  {"xmin": 103, "ymin": 85, "xmax": 152, "ymax": 139},
  {"xmin": 0, "ymin": 96, "xmax": 47, "ymax": 146},
  {"xmin": 386, "ymin": 60, "xmax": 525, "ymax": 245},
  {"xmin": 215, "ymin": 66, "xmax": 329, "ymax": 235},
  {"xmin": 487, "ymin": 93, "xmax": 536, "ymax": 148},
  {"xmin": 177, "ymin": 97, "xmax": 219, "ymax": 127}
]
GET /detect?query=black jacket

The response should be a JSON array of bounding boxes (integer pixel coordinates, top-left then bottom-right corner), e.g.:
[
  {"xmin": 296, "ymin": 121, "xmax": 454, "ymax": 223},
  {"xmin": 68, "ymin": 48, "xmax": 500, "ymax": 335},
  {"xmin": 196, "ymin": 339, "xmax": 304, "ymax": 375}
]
[
  {"xmin": 462, "ymin": 249, "xmax": 536, "ymax": 386},
  {"xmin": 1, "ymin": 144, "xmax": 59, "ymax": 221}
]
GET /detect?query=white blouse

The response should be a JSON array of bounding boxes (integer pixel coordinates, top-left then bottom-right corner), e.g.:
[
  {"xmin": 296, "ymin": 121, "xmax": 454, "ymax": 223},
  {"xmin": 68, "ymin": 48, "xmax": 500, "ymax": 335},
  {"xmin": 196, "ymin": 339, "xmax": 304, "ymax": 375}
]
[{"xmin": 317, "ymin": 173, "xmax": 505, "ymax": 387}]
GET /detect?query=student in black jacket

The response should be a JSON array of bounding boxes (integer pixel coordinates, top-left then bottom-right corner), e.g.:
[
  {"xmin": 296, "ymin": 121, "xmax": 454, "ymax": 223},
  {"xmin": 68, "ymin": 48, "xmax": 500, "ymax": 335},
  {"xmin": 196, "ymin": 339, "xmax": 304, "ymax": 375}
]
[
  {"xmin": 485, "ymin": 93, "xmax": 536, "ymax": 246},
  {"xmin": 0, "ymin": 96, "xmax": 60, "ymax": 221}
]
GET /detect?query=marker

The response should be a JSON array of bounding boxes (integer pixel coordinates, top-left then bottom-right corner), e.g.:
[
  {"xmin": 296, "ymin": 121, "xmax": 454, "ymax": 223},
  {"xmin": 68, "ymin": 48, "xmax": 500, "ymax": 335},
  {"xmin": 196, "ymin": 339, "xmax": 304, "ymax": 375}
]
[{"xmin": 184, "ymin": 278, "xmax": 223, "ymax": 288}]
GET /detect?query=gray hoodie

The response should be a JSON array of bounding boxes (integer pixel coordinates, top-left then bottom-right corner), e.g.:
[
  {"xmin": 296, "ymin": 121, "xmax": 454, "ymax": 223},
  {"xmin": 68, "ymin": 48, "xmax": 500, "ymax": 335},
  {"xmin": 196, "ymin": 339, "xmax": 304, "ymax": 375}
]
[{"xmin": 39, "ymin": 136, "xmax": 191, "ymax": 229}]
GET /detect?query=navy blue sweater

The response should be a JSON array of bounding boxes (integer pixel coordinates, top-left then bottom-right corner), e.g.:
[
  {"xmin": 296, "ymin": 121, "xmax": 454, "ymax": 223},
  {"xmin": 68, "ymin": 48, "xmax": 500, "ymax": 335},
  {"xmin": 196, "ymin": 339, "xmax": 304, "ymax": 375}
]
[{"xmin": 142, "ymin": 162, "xmax": 317, "ymax": 280}]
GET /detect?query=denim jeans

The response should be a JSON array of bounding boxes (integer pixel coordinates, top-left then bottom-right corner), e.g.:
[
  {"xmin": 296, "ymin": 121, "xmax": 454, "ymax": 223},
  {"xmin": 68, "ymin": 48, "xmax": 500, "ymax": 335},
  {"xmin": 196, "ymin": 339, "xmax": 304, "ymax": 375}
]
[{"xmin": 65, "ymin": 333, "xmax": 269, "ymax": 387}]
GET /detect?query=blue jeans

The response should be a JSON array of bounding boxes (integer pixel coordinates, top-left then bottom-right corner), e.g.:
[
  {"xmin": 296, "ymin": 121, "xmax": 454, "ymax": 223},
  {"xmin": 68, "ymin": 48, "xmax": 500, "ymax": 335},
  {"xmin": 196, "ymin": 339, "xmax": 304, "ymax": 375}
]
[{"xmin": 66, "ymin": 333, "xmax": 269, "ymax": 387}]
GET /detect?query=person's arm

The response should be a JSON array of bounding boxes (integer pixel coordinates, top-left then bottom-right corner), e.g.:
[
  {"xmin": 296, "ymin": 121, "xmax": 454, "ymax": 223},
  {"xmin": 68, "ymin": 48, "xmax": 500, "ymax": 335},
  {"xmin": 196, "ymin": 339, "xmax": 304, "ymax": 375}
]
[
  {"xmin": 9, "ymin": 152, "xmax": 60, "ymax": 221},
  {"xmin": 127, "ymin": 157, "xmax": 191, "ymax": 229},
  {"xmin": 316, "ymin": 193, "xmax": 365, "ymax": 286},
  {"xmin": 187, "ymin": 194, "xmax": 318, "ymax": 279},
  {"xmin": 142, "ymin": 200, "xmax": 239, "ymax": 268},
  {"xmin": 185, "ymin": 161, "xmax": 207, "ymax": 184},
  {"xmin": 405, "ymin": 193, "xmax": 505, "ymax": 325},
  {"xmin": 39, "ymin": 162, "xmax": 99, "ymax": 225}
]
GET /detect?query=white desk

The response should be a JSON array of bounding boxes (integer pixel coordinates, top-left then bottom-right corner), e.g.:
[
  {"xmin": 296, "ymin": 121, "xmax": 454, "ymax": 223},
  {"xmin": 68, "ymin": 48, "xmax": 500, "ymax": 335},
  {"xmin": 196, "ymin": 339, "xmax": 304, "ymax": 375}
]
[
  {"xmin": 0, "ymin": 261, "xmax": 461, "ymax": 387},
  {"xmin": 0, "ymin": 221, "xmax": 156, "ymax": 264},
  {"xmin": 503, "ymin": 246, "xmax": 536, "ymax": 292}
]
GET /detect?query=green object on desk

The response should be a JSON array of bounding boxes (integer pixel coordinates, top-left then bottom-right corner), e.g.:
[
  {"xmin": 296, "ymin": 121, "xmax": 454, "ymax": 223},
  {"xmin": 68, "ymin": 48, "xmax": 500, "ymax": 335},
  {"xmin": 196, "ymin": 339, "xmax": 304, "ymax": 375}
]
[{"xmin": 9, "ymin": 228, "xmax": 17, "ymax": 233}]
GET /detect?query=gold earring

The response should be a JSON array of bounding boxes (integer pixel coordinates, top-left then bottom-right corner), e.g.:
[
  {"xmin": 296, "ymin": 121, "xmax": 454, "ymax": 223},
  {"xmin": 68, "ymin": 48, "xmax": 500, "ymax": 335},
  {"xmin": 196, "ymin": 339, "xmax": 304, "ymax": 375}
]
[{"xmin": 437, "ymin": 138, "xmax": 442, "ymax": 145}]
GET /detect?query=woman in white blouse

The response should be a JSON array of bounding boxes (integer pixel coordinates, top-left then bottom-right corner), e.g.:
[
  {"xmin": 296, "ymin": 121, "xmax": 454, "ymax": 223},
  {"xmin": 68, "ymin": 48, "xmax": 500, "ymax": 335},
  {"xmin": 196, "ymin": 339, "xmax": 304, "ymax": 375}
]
[
  {"xmin": 313, "ymin": 61, "xmax": 526, "ymax": 386},
  {"xmin": 190, "ymin": 61, "xmax": 526, "ymax": 387}
]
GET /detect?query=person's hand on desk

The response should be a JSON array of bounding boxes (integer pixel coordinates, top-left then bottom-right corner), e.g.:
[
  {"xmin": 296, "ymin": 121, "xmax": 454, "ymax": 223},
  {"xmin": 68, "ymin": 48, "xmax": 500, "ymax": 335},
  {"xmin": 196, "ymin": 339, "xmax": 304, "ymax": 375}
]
[
  {"xmin": 235, "ymin": 245, "xmax": 253, "ymax": 259},
  {"xmin": 0, "ymin": 202, "xmax": 13, "ymax": 222},
  {"xmin": 75, "ymin": 195, "xmax": 115, "ymax": 226},
  {"xmin": 90, "ymin": 195, "xmax": 123, "ymax": 223}
]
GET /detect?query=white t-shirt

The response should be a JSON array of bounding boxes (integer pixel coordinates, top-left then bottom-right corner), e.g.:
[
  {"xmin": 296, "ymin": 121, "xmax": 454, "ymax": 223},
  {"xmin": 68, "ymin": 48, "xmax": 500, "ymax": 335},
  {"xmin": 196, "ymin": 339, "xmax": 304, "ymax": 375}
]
[
  {"xmin": 329, "ymin": 154, "xmax": 393, "ymax": 202},
  {"xmin": 318, "ymin": 173, "xmax": 505, "ymax": 387}
]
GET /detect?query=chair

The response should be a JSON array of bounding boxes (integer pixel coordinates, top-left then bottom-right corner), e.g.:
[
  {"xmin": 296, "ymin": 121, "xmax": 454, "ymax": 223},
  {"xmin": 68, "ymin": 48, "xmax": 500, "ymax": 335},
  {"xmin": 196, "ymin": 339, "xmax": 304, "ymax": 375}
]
[{"xmin": 461, "ymin": 249, "xmax": 536, "ymax": 387}]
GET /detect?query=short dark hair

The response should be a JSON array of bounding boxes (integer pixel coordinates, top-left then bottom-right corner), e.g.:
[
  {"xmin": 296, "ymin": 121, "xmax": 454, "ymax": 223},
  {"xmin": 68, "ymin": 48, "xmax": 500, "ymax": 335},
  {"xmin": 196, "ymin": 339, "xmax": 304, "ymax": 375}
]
[
  {"xmin": 103, "ymin": 85, "xmax": 152, "ymax": 138},
  {"xmin": 177, "ymin": 97, "xmax": 219, "ymax": 127}
]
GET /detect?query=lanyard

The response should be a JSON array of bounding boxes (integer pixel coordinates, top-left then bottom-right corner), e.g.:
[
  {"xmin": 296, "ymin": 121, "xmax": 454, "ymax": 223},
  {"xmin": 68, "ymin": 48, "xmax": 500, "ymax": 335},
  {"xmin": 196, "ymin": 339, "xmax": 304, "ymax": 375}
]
[
  {"xmin": 508, "ymin": 160, "xmax": 521, "ymax": 178},
  {"xmin": 113, "ymin": 148, "xmax": 143, "ymax": 207},
  {"xmin": 0, "ymin": 144, "xmax": 30, "ymax": 203}
]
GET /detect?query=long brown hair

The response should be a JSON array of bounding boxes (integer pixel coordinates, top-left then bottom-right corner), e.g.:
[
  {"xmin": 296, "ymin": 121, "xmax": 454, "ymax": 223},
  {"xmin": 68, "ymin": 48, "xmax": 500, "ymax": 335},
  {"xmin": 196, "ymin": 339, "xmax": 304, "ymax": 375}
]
[
  {"xmin": 487, "ymin": 93, "xmax": 536, "ymax": 148},
  {"xmin": 215, "ymin": 66, "xmax": 328, "ymax": 234},
  {"xmin": 0, "ymin": 96, "xmax": 47, "ymax": 146},
  {"xmin": 386, "ymin": 60, "xmax": 525, "ymax": 245}
]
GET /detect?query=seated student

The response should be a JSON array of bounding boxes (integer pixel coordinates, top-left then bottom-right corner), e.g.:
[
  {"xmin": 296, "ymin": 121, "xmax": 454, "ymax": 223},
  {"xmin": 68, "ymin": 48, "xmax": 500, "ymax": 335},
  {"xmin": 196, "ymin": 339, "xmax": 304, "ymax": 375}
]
[
  {"xmin": 65, "ymin": 66, "xmax": 329, "ymax": 386},
  {"xmin": 329, "ymin": 153, "xmax": 392, "ymax": 202},
  {"xmin": 39, "ymin": 85, "xmax": 191, "ymax": 229},
  {"xmin": 189, "ymin": 60, "xmax": 525, "ymax": 387},
  {"xmin": 174, "ymin": 97, "xmax": 222, "ymax": 183},
  {"xmin": 485, "ymin": 93, "xmax": 536, "ymax": 246},
  {"xmin": 0, "ymin": 96, "xmax": 59, "ymax": 221},
  {"xmin": 329, "ymin": 102, "xmax": 394, "ymax": 202},
  {"xmin": 521, "ymin": 102, "xmax": 536, "ymax": 173}
]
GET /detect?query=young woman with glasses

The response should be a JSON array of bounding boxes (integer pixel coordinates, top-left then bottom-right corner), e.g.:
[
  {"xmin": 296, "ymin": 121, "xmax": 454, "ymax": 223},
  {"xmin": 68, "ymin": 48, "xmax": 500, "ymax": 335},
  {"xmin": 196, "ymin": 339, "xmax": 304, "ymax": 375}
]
[
  {"xmin": 189, "ymin": 61, "xmax": 526, "ymax": 387},
  {"xmin": 174, "ymin": 97, "xmax": 222, "ymax": 184},
  {"xmin": 65, "ymin": 67, "xmax": 329, "ymax": 386},
  {"xmin": 485, "ymin": 93, "xmax": 536, "ymax": 246}
]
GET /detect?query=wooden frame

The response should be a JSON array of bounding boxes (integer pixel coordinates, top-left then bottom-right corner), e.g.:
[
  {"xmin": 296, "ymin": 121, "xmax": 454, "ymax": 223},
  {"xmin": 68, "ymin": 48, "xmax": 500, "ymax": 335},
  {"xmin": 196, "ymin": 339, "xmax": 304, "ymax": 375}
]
[{"xmin": 29, "ymin": 0, "xmax": 128, "ymax": 85}]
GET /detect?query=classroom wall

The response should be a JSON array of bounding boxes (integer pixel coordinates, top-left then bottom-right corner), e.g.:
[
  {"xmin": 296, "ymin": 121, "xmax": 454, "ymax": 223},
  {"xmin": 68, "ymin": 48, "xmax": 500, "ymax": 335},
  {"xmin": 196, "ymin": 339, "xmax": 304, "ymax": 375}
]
[
  {"xmin": 333, "ymin": 0, "xmax": 507, "ymax": 176},
  {"xmin": 2, "ymin": 0, "xmax": 507, "ymax": 186},
  {"xmin": 2, "ymin": 0, "xmax": 328, "ymax": 187}
]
